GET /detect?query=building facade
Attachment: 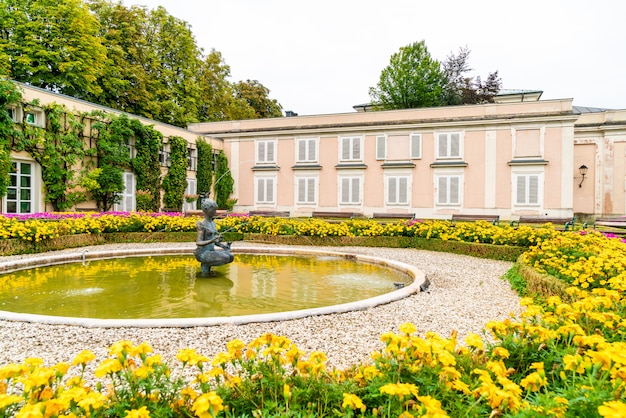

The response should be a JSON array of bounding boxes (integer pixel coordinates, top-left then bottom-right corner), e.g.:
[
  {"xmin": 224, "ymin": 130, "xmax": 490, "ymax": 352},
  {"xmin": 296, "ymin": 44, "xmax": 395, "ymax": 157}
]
[{"xmin": 3, "ymin": 81, "xmax": 626, "ymax": 221}]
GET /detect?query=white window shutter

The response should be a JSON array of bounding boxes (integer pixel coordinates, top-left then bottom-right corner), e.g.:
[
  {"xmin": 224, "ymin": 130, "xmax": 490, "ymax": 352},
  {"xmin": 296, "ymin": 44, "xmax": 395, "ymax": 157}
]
[
  {"xmin": 267, "ymin": 178, "xmax": 274, "ymax": 202},
  {"xmin": 399, "ymin": 177, "xmax": 408, "ymax": 203},
  {"xmin": 267, "ymin": 142, "xmax": 275, "ymax": 163},
  {"xmin": 298, "ymin": 140, "xmax": 306, "ymax": 161},
  {"xmin": 351, "ymin": 178, "xmax": 360, "ymax": 203},
  {"xmin": 341, "ymin": 178, "xmax": 350, "ymax": 203},
  {"xmin": 438, "ymin": 134, "xmax": 447, "ymax": 157},
  {"xmin": 438, "ymin": 177, "xmax": 447, "ymax": 204},
  {"xmin": 298, "ymin": 178, "xmax": 306, "ymax": 202},
  {"xmin": 388, "ymin": 177, "xmax": 397, "ymax": 203},
  {"xmin": 341, "ymin": 138, "xmax": 350, "ymax": 160},
  {"xmin": 529, "ymin": 175, "xmax": 539, "ymax": 204},
  {"xmin": 352, "ymin": 138, "xmax": 361, "ymax": 160},
  {"xmin": 410, "ymin": 134, "xmax": 421, "ymax": 159},
  {"xmin": 450, "ymin": 176, "xmax": 459, "ymax": 204},
  {"xmin": 308, "ymin": 139, "xmax": 316, "ymax": 161},
  {"xmin": 307, "ymin": 178, "xmax": 315, "ymax": 202},
  {"xmin": 516, "ymin": 176, "xmax": 526, "ymax": 204},
  {"xmin": 257, "ymin": 142, "xmax": 265, "ymax": 163},
  {"xmin": 451, "ymin": 133, "xmax": 460, "ymax": 157},
  {"xmin": 376, "ymin": 136, "xmax": 386, "ymax": 159}
]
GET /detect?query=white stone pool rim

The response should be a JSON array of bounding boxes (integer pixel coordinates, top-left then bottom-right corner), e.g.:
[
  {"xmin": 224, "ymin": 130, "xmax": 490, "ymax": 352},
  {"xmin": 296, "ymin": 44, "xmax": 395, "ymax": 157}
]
[{"xmin": 0, "ymin": 245, "xmax": 426, "ymax": 328}]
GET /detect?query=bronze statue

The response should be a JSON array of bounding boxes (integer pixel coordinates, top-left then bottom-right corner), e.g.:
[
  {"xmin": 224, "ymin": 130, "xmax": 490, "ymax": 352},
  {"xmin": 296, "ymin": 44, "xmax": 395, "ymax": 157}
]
[{"xmin": 194, "ymin": 197, "xmax": 234, "ymax": 274}]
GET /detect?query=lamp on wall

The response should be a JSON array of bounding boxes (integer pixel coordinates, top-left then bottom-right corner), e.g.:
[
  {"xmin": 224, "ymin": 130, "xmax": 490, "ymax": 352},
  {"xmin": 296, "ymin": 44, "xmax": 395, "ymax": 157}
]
[{"xmin": 578, "ymin": 164, "xmax": 588, "ymax": 188}]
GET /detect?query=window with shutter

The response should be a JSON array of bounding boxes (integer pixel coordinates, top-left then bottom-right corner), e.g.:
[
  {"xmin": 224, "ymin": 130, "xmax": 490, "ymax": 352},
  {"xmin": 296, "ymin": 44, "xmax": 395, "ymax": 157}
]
[
  {"xmin": 436, "ymin": 132, "xmax": 462, "ymax": 159},
  {"xmin": 340, "ymin": 137, "xmax": 362, "ymax": 161},
  {"xmin": 515, "ymin": 174, "xmax": 540, "ymax": 205},
  {"xmin": 296, "ymin": 177, "xmax": 316, "ymax": 204},
  {"xmin": 256, "ymin": 140, "xmax": 277, "ymax": 164},
  {"xmin": 340, "ymin": 176, "xmax": 361, "ymax": 204},
  {"xmin": 437, "ymin": 175, "xmax": 461, "ymax": 205},
  {"xmin": 387, "ymin": 176, "xmax": 410, "ymax": 205},
  {"xmin": 296, "ymin": 138, "xmax": 317, "ymax": 163}
]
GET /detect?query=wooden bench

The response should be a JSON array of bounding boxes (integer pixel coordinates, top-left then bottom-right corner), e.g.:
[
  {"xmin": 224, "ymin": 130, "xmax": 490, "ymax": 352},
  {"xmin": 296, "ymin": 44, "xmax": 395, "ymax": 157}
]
[
  {"xmin": 593, "ymin": 217, "xmax": 626, "ymax": 235},
  {"xmin": 450, "ymin": 214, "xmax": 500, "ymax": 225},
  {"xmin": 311, "ymin": 211, "xmax": 363, "ymax": 220},
  {"xmin": 510, "ymin": 216, "xmax": 575, "ymax": 231},
  {"xmin": 372, "ymin": 213, "xmax": 416, "ymax": 221},
  {"xmin": 75, "ymin": 207, "xmax": 98, "ymax": 212},
  {"xmin": 248, "ymin": 210, "xmax": 290, "ymax": 218}
]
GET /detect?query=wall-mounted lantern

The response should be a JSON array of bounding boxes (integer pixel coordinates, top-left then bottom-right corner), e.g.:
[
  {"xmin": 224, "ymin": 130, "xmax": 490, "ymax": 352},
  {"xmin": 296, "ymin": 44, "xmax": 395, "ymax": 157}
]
[{"xmin": 578, "ymin": 164, "xmax": 588, "ymax": 188}]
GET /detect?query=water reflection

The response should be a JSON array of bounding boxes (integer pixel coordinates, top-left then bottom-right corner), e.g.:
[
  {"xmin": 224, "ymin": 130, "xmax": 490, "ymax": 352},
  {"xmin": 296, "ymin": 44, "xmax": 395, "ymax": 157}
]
[{"xmin": 0, "ymin": 254, "xmax": 411, "ymax": 319}]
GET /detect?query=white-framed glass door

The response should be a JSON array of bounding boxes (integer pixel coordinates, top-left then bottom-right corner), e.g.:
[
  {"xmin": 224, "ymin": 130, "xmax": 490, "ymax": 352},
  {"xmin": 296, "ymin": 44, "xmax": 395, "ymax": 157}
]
[{"xmin": 4, "ymin": 161, "xmax": 33, "ymax": 214}]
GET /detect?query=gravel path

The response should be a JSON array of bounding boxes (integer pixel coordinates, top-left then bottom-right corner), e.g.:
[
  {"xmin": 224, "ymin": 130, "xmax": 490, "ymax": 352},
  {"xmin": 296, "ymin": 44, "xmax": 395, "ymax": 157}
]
[{"xmin": 0, "ymin": 243, "xmax": 521, "ymax": 371}]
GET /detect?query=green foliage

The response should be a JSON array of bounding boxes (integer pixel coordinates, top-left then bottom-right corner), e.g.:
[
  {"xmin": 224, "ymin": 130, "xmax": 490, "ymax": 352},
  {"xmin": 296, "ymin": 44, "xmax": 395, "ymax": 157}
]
[
  {"xmin": 234, "ymin": 79, "xmax": 283, "ymax": 118},
  {"xmin": 369, "ymin": 40, "xmax": 447, "ymax": 110},
  {"xmin": 0, "ymin": 0, "xmax": 106, "ymax": 98},
  {"xmin": 13, "ymin": 102, "xmax": 87, "ymax": 211},
  {"xmin": 0, "ymin": 78, "xmax": 22, "ymax": 197},
  {"xmin": 85, "ymin": 112, "xmax": 133, "ymax": 211},
  {"xmin": 130, "ymin": 119, "xmax": 163, "ymax": 211},
  {"xmin": 161, "ymin": 136, "xmax": 187, "ymax": 210},
  {"xmin": 195, "ymin": 138, "xmax": 213, "ymax": 205},
  {"xmin": 214, "ymin": 150, "xmax": 233, "ymax": 209},
  {"xmin": 442, "ymin": 46, "xmax": 501, "ymax": 105}
]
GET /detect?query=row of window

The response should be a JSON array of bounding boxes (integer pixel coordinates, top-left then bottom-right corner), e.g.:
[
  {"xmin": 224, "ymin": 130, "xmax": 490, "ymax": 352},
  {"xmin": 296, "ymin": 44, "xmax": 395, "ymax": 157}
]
[
  {"xmin": 257, "ymin": 133, "xmax": 463, "ymax": 165},
  {"xmin": 7, "ymin": 106, "xmax": 45, "ymax": 128},
  {"xmin": 255, "ymin": 173, "xmax": 541, "ymax": 207}
]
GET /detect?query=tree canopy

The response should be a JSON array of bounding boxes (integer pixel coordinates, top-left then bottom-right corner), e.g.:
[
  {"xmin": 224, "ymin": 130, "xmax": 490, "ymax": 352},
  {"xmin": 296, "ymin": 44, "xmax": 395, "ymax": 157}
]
[
  {"xmin": 0, "ymin": 0, "xmax": 284, "ymax": 126},
  {"xmin": 369, "ymin": 41, "xmax": 501, "ymax": 110}
]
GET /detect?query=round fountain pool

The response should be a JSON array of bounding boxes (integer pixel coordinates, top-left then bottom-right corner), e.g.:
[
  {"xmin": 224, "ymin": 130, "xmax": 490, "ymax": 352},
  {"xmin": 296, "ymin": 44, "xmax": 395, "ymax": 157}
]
[{"xmin": 0, "ymin": 246, "xmax": 425, "ymax": 327}]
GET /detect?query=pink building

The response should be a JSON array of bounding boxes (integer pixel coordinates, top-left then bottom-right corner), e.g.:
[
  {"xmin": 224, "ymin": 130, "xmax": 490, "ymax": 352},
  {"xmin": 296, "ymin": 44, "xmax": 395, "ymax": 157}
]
[{"xmin": 190, "ymin": 97, "xmax": 608, "ymax": 220}]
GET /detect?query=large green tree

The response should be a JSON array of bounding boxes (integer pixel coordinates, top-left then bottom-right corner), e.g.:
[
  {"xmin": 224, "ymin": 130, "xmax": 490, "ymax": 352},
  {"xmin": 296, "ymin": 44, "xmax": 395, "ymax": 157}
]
[
  {"xmin": 369, "ymin": 40, "xmax": 447, "ymax": 110},
  {"xmin": 234, "ymin": 80, "xmax": 283, "ymax": 118},
  {"xmin": 0, "ymin": 0, "xmax": 106, "ymax": 98},
  {"xmin": 197, "ymin": 50, "xmax": 255, "ymax": 121}
]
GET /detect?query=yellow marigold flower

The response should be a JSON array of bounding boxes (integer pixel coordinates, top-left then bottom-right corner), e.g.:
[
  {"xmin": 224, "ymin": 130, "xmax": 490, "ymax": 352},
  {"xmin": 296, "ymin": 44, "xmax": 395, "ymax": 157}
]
[
  {"xmin": 465, "ymin": 333, "xmax": 484, "ymax": 351},
  {"xmin": 94, "ymin": 358, "xmax": 123, "ymax": 378},
  {"xmin": 180, "ymin": 386, "xmax": 198, "ymax": 400},
  {"xmin": 109, "ymin": 340, "xmax": 133, "ymax": 358},
  {"xmin": 145, "ymin": 354, "xmax": 162, "ymax": 367},
  {"xmin": 380, "ymin": 382, "xmax": 419, "ymax": 400},
  {"xmin": 342, "ymin": 393, "xmax": 366, "ymax": 412},
  {"xmin": 399, "ymin": 322, "xmax": 417, "ymax": 335},
  {"xmin": 15, "ymin": 403, "xmax": 45, "ymax": 418},
  {"xmin": 598, "ymin": 400, "xmax": 626, "ymax": 418},
  {"xmin": 417, "ymin": 395, "xmax": 449, "ymax": 417},
  {"xmin": 125, "ymin": 405, "xmax": 151, "ymax": 418},
  {"xmin": 77, "ymin": 391, "xmax": 107, "ymax": 411},
  {"xmin": 130, "ymin": 342, "xmax": 153, "ymax": 357},
  {"xmin": 72, "ymin": 350, "xmax": 96, "ymax": 366},
  {"xmin": 192, "ymin": 391, "xmax": 224, "ymax": 418},
  {"xmin": 491, "ymin": 347, "xmax": 510, "ymax": 359},
  {"xmin": 0, "ymin": 394, "xmax": 23, "ymax": 409},
  {"xmin": 21, "ymin": 367, "xmax": 55, "ymax": 391},
  {"xmin": 283, "ymin": 383, "xmax": 291, "ymax": 400},
  {"xmin": 520, "ymin": 371, "xmax": 547, "ymax": 392}
]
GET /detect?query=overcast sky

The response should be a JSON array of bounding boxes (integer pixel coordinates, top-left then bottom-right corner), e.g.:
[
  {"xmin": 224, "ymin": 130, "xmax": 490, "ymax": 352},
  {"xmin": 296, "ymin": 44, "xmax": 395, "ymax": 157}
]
[{"xmin": 126, "ymin": 0, "xmax": 626, "ymax": 115}]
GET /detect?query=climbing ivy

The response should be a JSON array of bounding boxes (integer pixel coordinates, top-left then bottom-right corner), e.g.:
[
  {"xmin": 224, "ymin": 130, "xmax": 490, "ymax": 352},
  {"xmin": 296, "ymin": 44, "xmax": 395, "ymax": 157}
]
[
  {"xmin": 214, "ymin": 150, "xmax": 233, "ymax": 209},
  {"xmin": 161, "ymin": 135, "xmax": 187, "ymax": 210},
  {"xmin": 82, "ymin": 112, "xmax": 131, "ymax": 211},
  {"xmin": 0, "ymin": 78, "xmax": 22, "ymax": 197},
  {"xmin": 13, "ymin": 102, "xmax": 86, "ymax": 211},
  {"xmin": 130, "ymin": 119, "xmax": 163, "ymax": 212},
  {"xmin": 195, "ymin": 137, "xmax": 213, "ymax": 207}
]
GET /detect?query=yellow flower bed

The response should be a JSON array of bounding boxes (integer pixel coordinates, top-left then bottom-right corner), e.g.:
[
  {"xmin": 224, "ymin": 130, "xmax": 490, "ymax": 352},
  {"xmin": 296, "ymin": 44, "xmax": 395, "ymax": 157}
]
[{"xmin": 0, "ymin": 214, "xmax": 625, "ymax": 416}]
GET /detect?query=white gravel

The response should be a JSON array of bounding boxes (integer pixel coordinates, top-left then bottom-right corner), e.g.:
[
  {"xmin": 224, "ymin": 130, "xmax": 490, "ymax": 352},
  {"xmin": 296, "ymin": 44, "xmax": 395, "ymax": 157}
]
[{"xmin": 0, "ymin": 242, "xmax": 521, "ymax": 371}]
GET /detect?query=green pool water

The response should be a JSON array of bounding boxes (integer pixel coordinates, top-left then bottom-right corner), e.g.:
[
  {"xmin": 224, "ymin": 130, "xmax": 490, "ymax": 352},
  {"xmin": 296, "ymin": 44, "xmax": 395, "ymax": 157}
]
[{"xmin": 0, "ymin": 254, "xmax": 411, "ymax": 319}]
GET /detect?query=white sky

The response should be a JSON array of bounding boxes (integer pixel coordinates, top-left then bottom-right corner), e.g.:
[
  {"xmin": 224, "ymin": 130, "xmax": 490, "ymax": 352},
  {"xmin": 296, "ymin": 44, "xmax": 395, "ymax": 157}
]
[{"xmin": 126, "ymin": 0, "xmax": 626, "ymax": 115}]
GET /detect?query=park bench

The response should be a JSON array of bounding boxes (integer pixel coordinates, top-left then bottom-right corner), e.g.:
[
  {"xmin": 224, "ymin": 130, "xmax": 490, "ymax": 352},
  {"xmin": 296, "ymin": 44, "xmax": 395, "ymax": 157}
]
[
  {"xmin": 593, "ymin": 217, "xmax": 626, "ymax": 235},
  {"xmin": 248, "ymin": 210, "xmax": 290, "ymax": 218},
  {"xmin": 311, "ymin": 211, "xmax": 363, "ymax": 221},
  {"xmin": 510, "ymin": 216, "xmax": 575, "ymax": 231},
  {"xmin": 450, "ymin": 214, "xmax": 500, "ymax": 225},
  {"xmin": 371, "ymin": 213, "xmax": 416, "ymax": 221}
]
